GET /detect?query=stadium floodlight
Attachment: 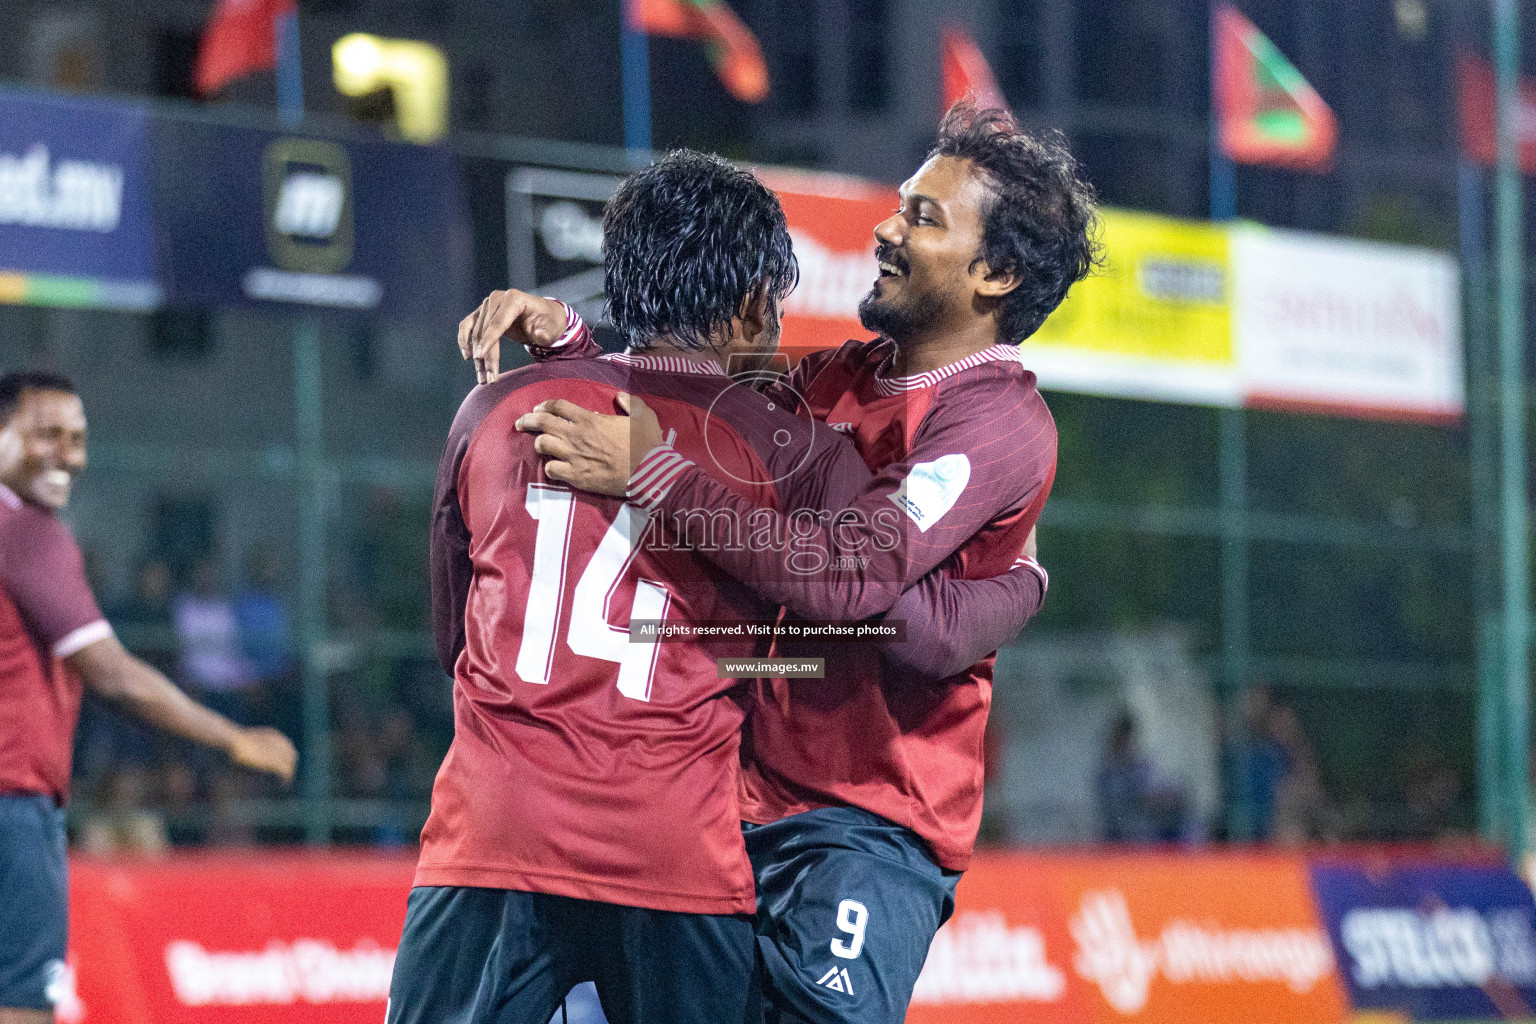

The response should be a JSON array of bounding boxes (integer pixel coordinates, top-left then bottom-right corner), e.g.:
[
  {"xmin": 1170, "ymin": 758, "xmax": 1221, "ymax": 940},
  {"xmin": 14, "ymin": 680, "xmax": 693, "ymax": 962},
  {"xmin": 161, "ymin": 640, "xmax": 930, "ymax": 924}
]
[{"xmin": 331, "ymin": 33, "xmax": 447, "ymax": 144}]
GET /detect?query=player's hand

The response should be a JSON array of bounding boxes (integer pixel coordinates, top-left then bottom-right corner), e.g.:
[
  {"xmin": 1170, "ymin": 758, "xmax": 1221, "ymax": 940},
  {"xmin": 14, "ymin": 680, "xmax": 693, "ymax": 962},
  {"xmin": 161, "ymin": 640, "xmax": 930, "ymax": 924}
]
[
  {"xmin": 515, "ymin": 394, "xmax": 664, "ymax": 497},
  {"xmin": 229, "ymin": 727, "xmax": 298, "ymax": 785},
  {"xmin": 458, "ymin": 289, "xmax": 570, "ymax": 385},
  {"xmin": 1021, "ymin": 525, "xmax": 1038, "ymax": 562}
]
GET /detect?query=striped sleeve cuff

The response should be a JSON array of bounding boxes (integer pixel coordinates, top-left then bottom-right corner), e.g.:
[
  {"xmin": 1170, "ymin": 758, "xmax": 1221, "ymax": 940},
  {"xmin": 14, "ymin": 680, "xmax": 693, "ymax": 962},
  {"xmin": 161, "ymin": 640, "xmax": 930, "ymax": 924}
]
[
  {"xmin": 1014, "ymin": 557, "xmax": 1049, "ymax": 595},
  {"xmin": 528, "ymin": 299, "xmax": 584, "ymax": 351},
  {"xmin": 627, "ymin": 442, "xmax": 694, "ymax": 511},
  {"xmin": 53, "ymin": 619, "xmax": 113, "ymax": 659}
]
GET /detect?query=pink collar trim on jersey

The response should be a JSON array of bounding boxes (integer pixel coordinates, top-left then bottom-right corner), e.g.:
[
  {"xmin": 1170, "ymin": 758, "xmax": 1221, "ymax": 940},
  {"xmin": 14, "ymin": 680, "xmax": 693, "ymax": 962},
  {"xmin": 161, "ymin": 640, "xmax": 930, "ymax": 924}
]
[
  {"xmin": 871, "ymin": 343, "xmax": 1024, "ymax": 396},
  {"xmin": 604, "ymin": 352, "xmax": 729, "ymax": 377},
  {"xmin": 0, "ymin": 484, "xmax": 20, "ymax": 510}
]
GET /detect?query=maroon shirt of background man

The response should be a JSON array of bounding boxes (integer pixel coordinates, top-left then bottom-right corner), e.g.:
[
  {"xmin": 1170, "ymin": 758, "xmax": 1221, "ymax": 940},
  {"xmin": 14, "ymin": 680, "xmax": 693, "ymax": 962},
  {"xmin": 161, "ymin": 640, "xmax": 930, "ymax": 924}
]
[{"xmin": 0, "ymin": 484, "xmax": 114, "ymax": 804}]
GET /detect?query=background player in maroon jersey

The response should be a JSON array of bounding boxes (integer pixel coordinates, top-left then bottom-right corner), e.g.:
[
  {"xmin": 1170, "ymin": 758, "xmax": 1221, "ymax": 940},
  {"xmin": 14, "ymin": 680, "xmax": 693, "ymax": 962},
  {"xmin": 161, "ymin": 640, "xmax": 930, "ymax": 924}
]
[
  {"xmin": 391, "ymin": 151, "xmax": 1046, "ymax": 1024},
  {"xmin": 0, "ymin": 371, "xmax": 297, "ymax": 1024},
  {"xmin": 469, "ymin": 101, "xmax": 1096, "ymax": 1024}
]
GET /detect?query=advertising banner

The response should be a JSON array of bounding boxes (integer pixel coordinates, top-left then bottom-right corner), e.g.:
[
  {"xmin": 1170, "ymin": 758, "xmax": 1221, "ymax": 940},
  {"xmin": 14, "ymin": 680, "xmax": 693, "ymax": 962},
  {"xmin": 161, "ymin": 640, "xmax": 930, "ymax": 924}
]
[
  {"xmin": 758, "ymin": 178, "xmax": 1462, "ymax": 423},
  {"xmin": 907, "ymin": 852, "xmax": 1348, "ymax": 1024},
  {"xmin": 1310, "ymin": 859, "xmax": 1536, "ymax": 1021},
  {"xmin": 60, "ymin": 849, "xmax": 1536, "ymax": 1023},
  {"xmin": 506, "ymin": 166, "xmax": 621, "ymax": 344},
  {"xmin": 765, "ymin": 168, "xmax": 896, "ymax": 354},
  {"xmin": 1027, "ymin": 209, "xmax": 1238, "ymax": 407},
  {"xmin": 1233, "ymin": 227, "xmax": 1464, "ymax": 422},
  {"xmin": 150, "ymin": 120, "xmax": 468, "ymax": 320},
  {"xmin": 0, "ymin": 88, "xmax": 160, "ymax": 309},
  {"xmin": 66, "ymin": 853, "xmax": 414, "ymax": 1024}
]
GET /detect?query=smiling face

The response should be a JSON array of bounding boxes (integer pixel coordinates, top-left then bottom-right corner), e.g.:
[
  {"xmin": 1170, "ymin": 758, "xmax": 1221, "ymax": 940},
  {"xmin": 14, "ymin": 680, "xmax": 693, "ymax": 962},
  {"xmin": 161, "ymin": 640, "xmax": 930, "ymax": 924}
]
[
  {"xmin": 0, "ymin": 388, "xmax": 88, "ymax": 510},
  {"xmin": 857, "ymin": 154, "xmax": 1000, "ymax": 345}
]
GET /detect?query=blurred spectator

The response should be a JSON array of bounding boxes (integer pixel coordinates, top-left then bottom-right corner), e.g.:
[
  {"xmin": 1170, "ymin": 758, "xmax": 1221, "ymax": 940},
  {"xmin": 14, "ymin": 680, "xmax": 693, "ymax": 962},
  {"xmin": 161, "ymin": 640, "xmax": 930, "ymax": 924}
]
[
  {"xmin": 76, "ymin": 557, "xmax": 178, "ymax": 783},
  {"xmin": 234, "ymin": 544, "xmax": 296, "ymax": 737},
  {"xmin": 174, "ymin": 556, "xmax": 259, "ymax": 720},
  {"xmin": 1096, "ymin": 712, "xmax": 1189, "ymax": 843},
  {"xmin": 1399, "ymin": 744, "xmax": 1466, "ymax": 841},
  {"xmin": 205, "ymin": 770, "xmax": 257, "ymax": 847},
  {"xmin": 351, "ymin": 487, "xmax": 431, "ymax": 630},
  {"xmin": 234, "ymin": 544, "xmax": 294, "ymax": 684},
  {"xmin": 109, "ymin": 557, "xmax": 177, "ymax": 670},
  {"xmin": 76, "ymin": 768, "xmax": 169, "ymax": 857},
  {"xmin": 157, "ymin": 760, "xmax": 206, "ymax": 846},
  {"xmin": 1231, "ymin": 685, "xmax": 1338, "ymax": 844}
]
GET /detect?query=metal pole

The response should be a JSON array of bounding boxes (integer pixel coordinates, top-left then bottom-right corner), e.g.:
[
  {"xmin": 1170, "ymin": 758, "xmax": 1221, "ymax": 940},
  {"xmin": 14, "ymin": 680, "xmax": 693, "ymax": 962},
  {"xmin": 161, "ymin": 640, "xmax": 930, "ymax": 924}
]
[
  {"xmin": 1209, "ymin": 3, "xmax": 1251, "ymax": 840},
  {"xmin": 1494, "ymin": 0, "xmax": 1529, "ymax": 865},
  {"xmin": 621, "ymin": 16, "xmax": 653, "ymax": 160},
  {"xmin": 275, "ymin": 9, "xmax": 304, "ymax": 130},
  {"xmin": 1463, "ymin": 158, "xmax": 1505, "ymax": 843},
  {"xmin": 294, "ymin": 321, "xmax": 331, "ymax": 845}
]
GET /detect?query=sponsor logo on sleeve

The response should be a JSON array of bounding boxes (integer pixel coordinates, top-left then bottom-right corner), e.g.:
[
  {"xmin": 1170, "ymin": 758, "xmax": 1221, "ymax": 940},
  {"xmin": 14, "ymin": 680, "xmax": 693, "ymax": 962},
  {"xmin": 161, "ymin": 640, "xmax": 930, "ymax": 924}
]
[{"xmin": 888, "ymin": 454, "xmax": 970, "ymax": 533}]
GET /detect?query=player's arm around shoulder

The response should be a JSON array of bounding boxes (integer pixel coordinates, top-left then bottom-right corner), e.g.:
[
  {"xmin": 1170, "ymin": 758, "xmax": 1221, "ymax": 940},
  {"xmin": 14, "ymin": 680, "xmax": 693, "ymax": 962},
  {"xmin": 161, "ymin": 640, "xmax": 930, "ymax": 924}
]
[
  {"xmin": 67, "ymin": 636, "xmax": 297, "ymax": 784},
  {"xmin": 458, "ymin": 289, "xmax": 598, "ymax": 383}
]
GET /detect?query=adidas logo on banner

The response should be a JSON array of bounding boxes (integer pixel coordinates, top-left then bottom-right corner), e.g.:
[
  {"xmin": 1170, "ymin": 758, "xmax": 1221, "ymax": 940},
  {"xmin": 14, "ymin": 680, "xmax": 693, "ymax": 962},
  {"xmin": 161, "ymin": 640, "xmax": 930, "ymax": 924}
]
[{"xmin": 816, "ymin": 966, "xmax": 855, "ymax": 994}]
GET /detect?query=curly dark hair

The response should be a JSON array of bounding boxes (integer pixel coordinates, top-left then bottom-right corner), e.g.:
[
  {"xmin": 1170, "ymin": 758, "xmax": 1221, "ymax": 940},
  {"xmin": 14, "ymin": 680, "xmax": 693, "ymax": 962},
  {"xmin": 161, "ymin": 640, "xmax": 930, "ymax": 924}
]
[
  {"xmin": 603, "ymin": 150, "xmax": 799, "ymax": 351},
  {"xmin": 932, "ymin": 100, "xmax": 1100, "ymax": 343},
  {"xmin": 0, "ymin": 370, "xmax": 75, "ymax": 426}
]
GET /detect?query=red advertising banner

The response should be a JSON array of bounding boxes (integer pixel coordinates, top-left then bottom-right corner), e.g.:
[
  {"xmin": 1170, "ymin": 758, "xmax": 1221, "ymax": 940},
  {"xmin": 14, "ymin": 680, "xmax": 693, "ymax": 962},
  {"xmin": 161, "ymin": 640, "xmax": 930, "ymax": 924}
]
[
  {"xmin": 61, "ymin": 848, "xmax": 1523, "ymax": 1023},
  {"xmin": 66, "ymin": 852, "xmax": 416, "ymax": 1024},
  {"xmin": 907, "ymin": 851, "xmax": 1350, "ymax": 1024},
  {"xmin": 761, "ymin": 168, "xmax": 894, "ymax": 354}
]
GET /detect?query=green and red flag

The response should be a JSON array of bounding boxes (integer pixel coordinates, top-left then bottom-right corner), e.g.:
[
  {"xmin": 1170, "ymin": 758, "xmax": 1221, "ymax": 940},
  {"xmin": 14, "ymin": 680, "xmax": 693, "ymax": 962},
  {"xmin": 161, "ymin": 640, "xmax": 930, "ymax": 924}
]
[
  {"xmin": 940, "ymin": 24, "xmax": 1007, "ymax": 112},
  {"xmin": 1213, "ymin": 5, "xmax": 1337, "ymax": 171},
  {"xmin": 626, "ymin": 0, "xmax": 768, "ymax": 104}
]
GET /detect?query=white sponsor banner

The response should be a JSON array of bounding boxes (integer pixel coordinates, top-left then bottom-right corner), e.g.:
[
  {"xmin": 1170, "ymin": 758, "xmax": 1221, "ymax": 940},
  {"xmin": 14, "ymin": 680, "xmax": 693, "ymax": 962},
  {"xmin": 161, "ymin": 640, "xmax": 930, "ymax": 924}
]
[{"xmin": 1233, "ymin": 227, "xmax": 1464, "ymax": 421}]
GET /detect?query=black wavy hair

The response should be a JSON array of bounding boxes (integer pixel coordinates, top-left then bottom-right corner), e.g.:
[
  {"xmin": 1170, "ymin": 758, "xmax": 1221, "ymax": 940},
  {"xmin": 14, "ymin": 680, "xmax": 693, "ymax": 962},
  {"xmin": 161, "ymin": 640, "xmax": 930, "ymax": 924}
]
[
  {"xmin": 603, "ymin": 150, "xmax": 798, "ymax": 351},
  {"xmin": 0, "ymin": 370, "xmax": 75, "ymax": 425},
  {"xmin": 932, "ymin": 100, "xmax": 1100, "ymax": 343}
]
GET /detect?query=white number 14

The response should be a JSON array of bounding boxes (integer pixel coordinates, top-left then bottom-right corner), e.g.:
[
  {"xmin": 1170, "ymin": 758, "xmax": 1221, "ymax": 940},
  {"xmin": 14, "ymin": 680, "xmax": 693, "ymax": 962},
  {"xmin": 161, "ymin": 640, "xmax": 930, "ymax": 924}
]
[{"xmin": 514, "ymin": 483, "xmax": 671, "ymax": 701}]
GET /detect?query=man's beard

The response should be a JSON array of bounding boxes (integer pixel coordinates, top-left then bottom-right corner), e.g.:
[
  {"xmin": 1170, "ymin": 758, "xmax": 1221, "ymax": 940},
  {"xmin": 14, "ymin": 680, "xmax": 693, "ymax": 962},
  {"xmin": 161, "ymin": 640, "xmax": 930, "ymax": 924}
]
[{"xmin": 858, "ymin": 284, "xmax": 946, "ymax": 344}]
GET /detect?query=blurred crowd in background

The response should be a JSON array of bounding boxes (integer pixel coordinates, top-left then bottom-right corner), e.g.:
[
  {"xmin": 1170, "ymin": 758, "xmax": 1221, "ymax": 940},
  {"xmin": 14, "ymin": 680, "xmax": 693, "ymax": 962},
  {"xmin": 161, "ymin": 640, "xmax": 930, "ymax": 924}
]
[
  {"xmin": 67, "ymin": 521, "xmax": 1473, "ymax": 854},
  {"xmin": 71, "ymin": 493, "xmax": 448, "ymax": 853}
]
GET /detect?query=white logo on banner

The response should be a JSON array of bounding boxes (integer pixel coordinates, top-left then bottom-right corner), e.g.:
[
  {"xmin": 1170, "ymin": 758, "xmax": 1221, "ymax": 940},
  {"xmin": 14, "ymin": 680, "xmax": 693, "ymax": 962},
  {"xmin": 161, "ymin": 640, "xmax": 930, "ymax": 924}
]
[
  {"xmin": 273, "ymin": 173, "xmax": 345, "ymax": 239},
  {"xmin": 1341, "ymin": 906, "xmax": 1536, "ymax": 990},
  {"xmin": 784, "ymin": 230, "xmax": 873, "ymax": 319},
  {"xmin": 0, "ymin": 144, "xmax": 123, "ymax": 233},
  {"xmin": 164, "ymin": 938, "xmax": 395, "ymax": 1006},
  {"xmin": 911, "ymin": 911, "xmax": 1066, "ymax": 1005},
  {"xmin": 1069, "ymin": 890, "xmax": 1334, "ymax": 1014}
]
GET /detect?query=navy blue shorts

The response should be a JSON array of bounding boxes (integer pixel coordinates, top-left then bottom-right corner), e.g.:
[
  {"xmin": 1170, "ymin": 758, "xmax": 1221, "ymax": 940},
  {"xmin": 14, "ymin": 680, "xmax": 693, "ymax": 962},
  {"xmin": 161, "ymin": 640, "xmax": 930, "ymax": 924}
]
[
  {"xmin": 744, "ymin": 807, "xmax": 960, "ymax": 1024},
  {"xmin": 0, "ymin": 793, "xmax": 69, "ymax": 1013},
  {"xmin": 387, "ymin": 886, "xmax": 755, "ymax": 1024}
]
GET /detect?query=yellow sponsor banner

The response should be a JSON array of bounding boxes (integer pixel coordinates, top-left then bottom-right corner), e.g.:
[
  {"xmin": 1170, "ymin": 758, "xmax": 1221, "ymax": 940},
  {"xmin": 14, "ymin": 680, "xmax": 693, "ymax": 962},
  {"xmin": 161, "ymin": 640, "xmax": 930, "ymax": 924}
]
[{"xmin": 1022, "ymin": 208, "xmax": 1238, "ymax": 406}]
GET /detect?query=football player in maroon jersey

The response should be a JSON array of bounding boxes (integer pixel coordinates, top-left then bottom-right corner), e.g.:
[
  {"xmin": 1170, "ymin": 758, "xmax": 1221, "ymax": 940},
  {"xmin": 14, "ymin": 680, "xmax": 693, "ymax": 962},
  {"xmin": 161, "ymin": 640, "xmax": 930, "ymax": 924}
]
[
  {"xmin": 394, "ymin": 150, "xmax": 1050, "ymax": 1024},
  {"xmin": 0, "ymin": 371, "xmax": 297, "ymax": 1024},
  {"xmin": 469, "ymin": 101, "xmax": 1096, "ymax": 1024}
]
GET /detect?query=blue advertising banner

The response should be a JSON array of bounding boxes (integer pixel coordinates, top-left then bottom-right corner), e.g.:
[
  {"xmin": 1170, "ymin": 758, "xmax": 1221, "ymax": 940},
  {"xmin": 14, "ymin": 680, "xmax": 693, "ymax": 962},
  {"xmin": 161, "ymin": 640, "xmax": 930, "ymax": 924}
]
[
  {"xmin": 1309, "ymin": 860, "xmax": 1536, "ymax": 1020},
  {"xmin": 0, "ymin": 89, "xmax": 160, "ymax": 308},
  {"xmin": 149, "ymin": 118, "xmax": 468, "ymax": 321}
]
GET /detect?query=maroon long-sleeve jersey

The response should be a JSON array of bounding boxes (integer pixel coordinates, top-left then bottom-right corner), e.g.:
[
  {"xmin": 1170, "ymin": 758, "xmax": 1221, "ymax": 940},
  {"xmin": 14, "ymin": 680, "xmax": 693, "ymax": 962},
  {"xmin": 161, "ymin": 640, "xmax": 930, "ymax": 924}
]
[
  {"xmin": 630, "ymin": 337, "xmax": 1057, "ymax": 871},
  {"xmin": 425, "ymin": 344, "xmax": 910, "ymax": 914}
]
